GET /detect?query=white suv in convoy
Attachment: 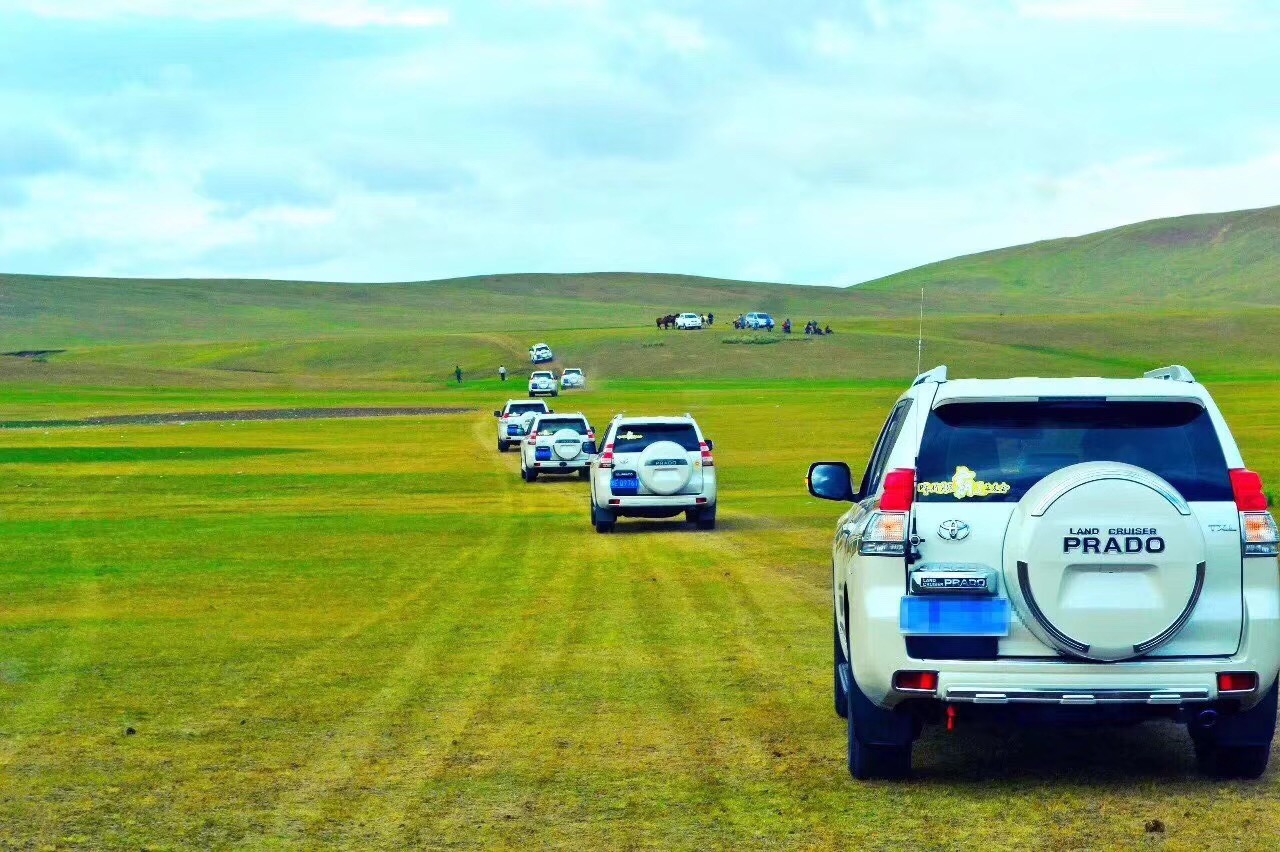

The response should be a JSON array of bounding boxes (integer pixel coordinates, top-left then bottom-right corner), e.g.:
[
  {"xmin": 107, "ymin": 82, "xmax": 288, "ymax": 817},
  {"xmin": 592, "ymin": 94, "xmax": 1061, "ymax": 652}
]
[
  {"xmin": 530, "ymin": 343, "xmax": 554, "ymax": 364},
  {"xmin": 520, "ymin": 413, "xmax": 596, "ymax": 482},
  {"xmin": 560, "ymin": 368, "xmax": 585, "ymax": 390},
  {"xmin": 742, "ymin": 312, "xmax": 775, "ymax": 330},
  {"xmin": 808, "ymin": 365, "xmax": 1279, "ymax": 780},
  {"xmin": 589, "ymin": 415, "xmax": 717, "ymax": 533},
  {"xmin": 529, "ymin": 370, "xmax": 558, "ymax": 398},
  {"xmin": 494, "ymin": 399, "xmax": 551, "ymax": 452},
  {"xmin": 674, "ymin": 313, "xmax": 704, "ymax": 330}
]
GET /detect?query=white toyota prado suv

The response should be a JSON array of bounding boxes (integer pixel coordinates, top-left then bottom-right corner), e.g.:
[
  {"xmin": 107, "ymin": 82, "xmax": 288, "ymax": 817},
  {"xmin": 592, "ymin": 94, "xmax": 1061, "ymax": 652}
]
[
  {"xmin": 519, "ymin": 412, "xmax": 596, "ymax": 482},
  {"xmin": 529, "ymin": 370, "xmax": 559, "ymax": 398},
  {"xmin": 493, "ymin": 399, "xmax": 551, "ymax": 452},
  {"xmin": 589, "ymin": 415, "xmax": 717, "ymax": 532},
  {"xmin": 808, "ymin": 365, "xmax": 1280, "ymax": 780}
]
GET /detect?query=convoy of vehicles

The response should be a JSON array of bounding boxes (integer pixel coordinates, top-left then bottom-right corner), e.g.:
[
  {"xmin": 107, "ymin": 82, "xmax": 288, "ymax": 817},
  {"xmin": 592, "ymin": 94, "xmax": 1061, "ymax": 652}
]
[
  {"xmin": 807, "ymin": 364, "xmax": 1280, "ymax": 781},
  {"xmin": 519, "ymin": 413, "xmax": 596, "ymax": 482},
  {"xmin": 528, "ymin": 370, "xmax": 559, "ymax": 398}
]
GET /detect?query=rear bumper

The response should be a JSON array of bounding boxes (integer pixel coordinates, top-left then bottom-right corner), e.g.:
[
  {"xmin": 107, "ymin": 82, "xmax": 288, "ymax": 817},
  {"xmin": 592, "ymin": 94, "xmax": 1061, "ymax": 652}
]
[
  {"xmin": 530, "ymin": 458, "xmax": 590, "ymax": 471},
  {"xmin": 600, "ymin": 494, "xmax": 715, "ymax": 516}
]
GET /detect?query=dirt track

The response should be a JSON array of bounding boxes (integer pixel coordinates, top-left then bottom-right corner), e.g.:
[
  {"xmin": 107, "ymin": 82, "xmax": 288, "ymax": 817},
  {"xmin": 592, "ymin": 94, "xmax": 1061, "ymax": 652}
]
[{"xmin": 0, "ymin": 407, "xmax": 475, "ymax": 429}]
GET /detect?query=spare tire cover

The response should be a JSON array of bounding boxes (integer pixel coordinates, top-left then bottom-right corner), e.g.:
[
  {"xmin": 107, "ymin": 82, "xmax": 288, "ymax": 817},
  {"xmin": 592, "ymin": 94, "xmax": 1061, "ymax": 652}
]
[
  {"xmin": 551, "ymin": 428, "xmax": 583, "ymax": 460},
  {"xmin": 637, "ymin": 440, "xmax": 694, "ymax": 496},
  {"xmin": 1003, "ymin": 462, "xmax": 1206, "ymax": 661}
]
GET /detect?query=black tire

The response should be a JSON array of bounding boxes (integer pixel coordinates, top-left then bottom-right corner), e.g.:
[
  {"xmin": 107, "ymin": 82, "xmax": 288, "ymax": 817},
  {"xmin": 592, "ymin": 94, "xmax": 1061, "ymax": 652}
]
[
  {"xmin": 848, "ymin": 723, "xmax": 912, "ymax": 781},
  {"xmin": 578, "ymin": 468, "xmax": 590, "ymax": 481},
  {"xmin": 592, "ymin": 503, "xmax": 615, "ymax": 534},
  {"xmin": 695, "ymin": 508, "xmax": 716, "ymax": 530},
  {"xmin": 522, "ymin": 466, "xmax": 538, "ymax": 483},
  {"xmin": 1194, "ymin": 742, "xmax": 1271, "ymax": 779},
  {"xmin": 498, "ymin": 440, "xmax": 509, "ymax": 453},
  {"xmin": 684, "ymin": 509, "xmax": 698, "ymax": 524},
  {"xmin": 1190, "ymin": 680, "xmax": 1277, "ymax": 779},
  {"xmin": 834, "ymin": 613, "xmax": 849, "ymax": 719}
]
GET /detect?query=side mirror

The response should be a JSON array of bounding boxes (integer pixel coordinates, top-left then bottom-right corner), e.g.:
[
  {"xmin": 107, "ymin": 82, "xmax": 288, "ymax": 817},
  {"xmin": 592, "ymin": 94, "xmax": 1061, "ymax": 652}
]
[
  {"xmin": 493, "ymin": 410, "xmax": 501, "ymax": 418},
  {"xmin": 706, "ymin": 440, "xmax": 714, "ymax": 451},
  {"xmin": 548, "ymin": 409, "xmax": 555, "ymax": 414},
  {"xmin": 584, "ymin": 440, "xmax": 598, "ymax": 454},
  {"xmin": 807, "ymin": 462, "xmax": 858, "ymax": 502}
]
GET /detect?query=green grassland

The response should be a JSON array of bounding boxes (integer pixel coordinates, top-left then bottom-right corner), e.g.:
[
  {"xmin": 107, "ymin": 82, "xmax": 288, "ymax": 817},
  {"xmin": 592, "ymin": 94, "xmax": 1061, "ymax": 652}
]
[{"xmin": 2, "ymin": 206, "xmax": 1280, "ymax": 848}]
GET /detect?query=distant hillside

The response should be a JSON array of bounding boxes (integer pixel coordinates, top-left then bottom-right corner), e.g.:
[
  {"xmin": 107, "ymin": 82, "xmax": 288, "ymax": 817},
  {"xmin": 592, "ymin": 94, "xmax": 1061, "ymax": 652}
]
[
  {"xmin": 857, "ymin": 205, "xmax": 1280, "ymax": 312},
  {"xmin": 2, "ymin": 204, "xmax": 1279, "ymax": 347}
]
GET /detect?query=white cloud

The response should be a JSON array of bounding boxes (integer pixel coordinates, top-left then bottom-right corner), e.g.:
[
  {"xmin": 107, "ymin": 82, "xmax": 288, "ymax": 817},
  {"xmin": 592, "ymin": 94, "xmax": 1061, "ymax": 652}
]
[
  {"xmin": 10, "ymin": 0, "xmax": 450, "ymax": 28},
  {"xmin": 1016, "ymin": 0, "xmax": 1242, "ymax": 26},
  {"xmin": 639, "ymin": 13, "xmax": 710, "ymax": 55}
]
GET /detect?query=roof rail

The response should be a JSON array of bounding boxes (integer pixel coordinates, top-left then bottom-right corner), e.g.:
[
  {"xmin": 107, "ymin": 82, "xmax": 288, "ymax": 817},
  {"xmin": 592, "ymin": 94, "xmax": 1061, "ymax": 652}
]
[
  {"xmin": 912, "ymin": 365, "xmax": 948, "ymax": 387},
  {"xmin": 1143, "ymin": 365, "xmax": 1196, "ymax": 383}
]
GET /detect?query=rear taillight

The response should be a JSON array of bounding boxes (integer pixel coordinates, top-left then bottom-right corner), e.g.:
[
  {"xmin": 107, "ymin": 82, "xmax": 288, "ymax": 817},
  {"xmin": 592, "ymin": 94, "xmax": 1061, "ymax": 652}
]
[
  {"xmin": 526, "ymin": 430, "xmax": 538, "ymax": 445},
  {"xmin": 1218, "ymin": 672, "xmax": 1258, "ymax": 693},
  {"xmin": 893, "ymin": 670, "xmax": 938, "ymax": 693},
  {"xmin": 860, "ymin": 511, "xmax": 907, "ymax": 556},
  {"xmin": 1243, "ymin": 512, "xmax": 1280, "ymax": 557},
  {"xmin": 1231, "ymin": 469, "xmax": 1269, "ymax": 511},
  {"xmin": 880, "ymin": 468, "xmax": 915, "ymax": 512},
  {"xmin": 699, "ymin": 441, "xmax": 714, "ymax": 467},
  {"xmin": 599, "ymin": 443, "xmax": 615, "ymax": 469}
]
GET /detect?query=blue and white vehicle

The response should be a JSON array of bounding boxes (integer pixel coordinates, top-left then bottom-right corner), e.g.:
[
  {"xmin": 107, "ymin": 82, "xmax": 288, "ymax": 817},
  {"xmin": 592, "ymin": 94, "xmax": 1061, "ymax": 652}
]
[
  {"xmin": 742, "ymin": 312, "xmax": 775, "ymax": 330},
  {"xmin": 528, "ymin": 370, "xmax": 558, "ymax": 398},
  {"xmin": 808, "ymin": 364, "xmax": 1280, "ymax": 780},
  {"xmin": 560, "ymin": 367, "xmax": 585, "ymax": 389},
  {"xmin": 529, "ymin": 343, "xmax": 554, "ymax": 364},
  {"xmin": 493, "ymin": 399, "xmax": 551, "ymax": 452}
]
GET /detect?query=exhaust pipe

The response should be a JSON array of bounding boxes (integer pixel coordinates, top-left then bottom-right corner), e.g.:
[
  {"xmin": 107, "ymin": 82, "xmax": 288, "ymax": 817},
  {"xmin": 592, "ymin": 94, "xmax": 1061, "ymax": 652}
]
[{"xmin": 1196, "ymin": 709, "xmax": 1219, "ymax": 728}]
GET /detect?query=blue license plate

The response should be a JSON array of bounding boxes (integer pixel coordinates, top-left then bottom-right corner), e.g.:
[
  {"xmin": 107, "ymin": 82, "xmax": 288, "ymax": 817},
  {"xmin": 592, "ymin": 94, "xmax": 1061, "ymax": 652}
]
[
  {"xmin": 535, "ymin": 447, "xmax": 552, "ymax": 461},
  {"xmin": 611, "ymin": 473, "xmax": 639, "ymax": 495},
  {"xmin": 900, "ymin": 596, "xmax": 1010, "ymax": 637},
  {"xmin": 507, "ymin": 425, "xmax": 523, "ymax": 436}
]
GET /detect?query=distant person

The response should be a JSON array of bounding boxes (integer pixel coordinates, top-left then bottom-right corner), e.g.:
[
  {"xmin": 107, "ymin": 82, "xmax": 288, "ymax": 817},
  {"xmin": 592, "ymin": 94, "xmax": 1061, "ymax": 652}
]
[
  {"xmin": 499, "ymin": 365, "xmax": 508, "ymax": 382},
  {"xmin": 824, "ymin": 324, "xmax": 833, "ymax": 335},
  {"xmin": 455, "ymin": 365, "xmax": 463, "ymax": 384},
  {"xmin": 783, "ymin": 318, "xmax": 791, "ymax": 334},
  {"xmin": 708, "ymin": 313, "xmax": 714, "ymax": 326}
]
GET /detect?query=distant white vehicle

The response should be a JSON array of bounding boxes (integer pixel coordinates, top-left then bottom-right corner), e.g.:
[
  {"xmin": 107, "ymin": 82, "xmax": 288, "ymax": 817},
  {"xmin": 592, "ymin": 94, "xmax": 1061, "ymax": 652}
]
[
  {"xmin": 560, "ymin": 368, "xmax": 585, "ymax": 389},
  {"xmin": 674, "ymin": 313, "xmax": 704, "ymax": 330},
  {"xmin": 528, "ymin": 370, "xmax": 558, "ymax": 398},
  {"xmin": 529, "ymin": 343, "xmax": 554, "ymax": 364},
  {"xmin": 493, "ymin": 399, "xmax": 551, "ymax": 452},
  {"xmin": 742, "ymin": 312, "xmax": 775, "ymax": 330}
]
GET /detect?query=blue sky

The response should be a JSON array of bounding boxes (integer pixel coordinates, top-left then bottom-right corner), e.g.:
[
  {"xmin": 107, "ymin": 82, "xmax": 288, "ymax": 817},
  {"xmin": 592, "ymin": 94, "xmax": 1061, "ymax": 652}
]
[{"xmin": 1, "ymin": 0, "xmax": 1278, "ymax": 284}]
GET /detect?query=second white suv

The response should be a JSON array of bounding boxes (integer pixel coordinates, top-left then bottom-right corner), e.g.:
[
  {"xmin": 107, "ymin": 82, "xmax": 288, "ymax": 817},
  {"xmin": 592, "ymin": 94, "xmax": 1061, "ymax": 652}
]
[
  {"xmin": 808, "ymin": 364, "xmax": 1280, "ymax": 780},
  {"xmin": 520, "ymin": 413, "xmax": 595, "ymax": 482},
  {"xmin": 674, "ymin": 313, "xmax": 704, "ymax": 330},
  {"xmin": 589, "ymin": 415, "xmax": 718, "ymax": 532},
  {"xmin": 528, "ymin": 370, "xmax": 558, "ymax": 398}
]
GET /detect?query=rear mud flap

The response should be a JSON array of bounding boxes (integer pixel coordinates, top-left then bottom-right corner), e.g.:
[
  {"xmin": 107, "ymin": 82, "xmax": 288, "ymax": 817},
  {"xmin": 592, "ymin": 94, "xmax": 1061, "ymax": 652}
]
[{"xmin": 842, "ymin": 663, "xmax": 915, "ymax": 747}]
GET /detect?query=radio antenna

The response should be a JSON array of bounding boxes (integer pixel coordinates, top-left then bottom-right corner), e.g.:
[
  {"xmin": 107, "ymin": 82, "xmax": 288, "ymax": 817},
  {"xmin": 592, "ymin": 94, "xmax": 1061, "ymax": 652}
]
[{"xmin": 915, "ymin": 287, "xmax": 925, "ymax": 377}]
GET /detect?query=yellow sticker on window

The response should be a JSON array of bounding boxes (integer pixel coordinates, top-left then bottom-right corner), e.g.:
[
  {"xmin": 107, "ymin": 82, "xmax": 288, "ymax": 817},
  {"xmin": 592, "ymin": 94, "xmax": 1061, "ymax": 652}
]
[{"xmin": 916, "ymin": 466, "xmax": 1011, "ymax": 499}]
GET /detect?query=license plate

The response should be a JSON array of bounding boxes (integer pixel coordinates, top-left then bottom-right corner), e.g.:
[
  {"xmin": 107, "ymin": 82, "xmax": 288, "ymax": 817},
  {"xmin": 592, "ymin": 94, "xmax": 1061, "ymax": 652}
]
[
  {"xmin": 507, "ymin": 425, "xmax": 522, "ymax": 436},
  {"xmin": 611, "ymin": 473, "xmax": 639, "ymax": 495},
  {"xmin": 535, "ymin": 447, "xmax": 552, "ymax": 461},
  {"xmin": 900, "ymin": 597, "xmax": 1010, "ymax": 637}
]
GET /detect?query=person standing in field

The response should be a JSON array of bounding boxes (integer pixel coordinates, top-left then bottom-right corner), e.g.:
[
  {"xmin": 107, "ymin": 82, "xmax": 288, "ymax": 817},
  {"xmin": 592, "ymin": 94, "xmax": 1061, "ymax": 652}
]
[
  {"xmin": 499, "ymin": 365, "xmax": 508, "ymax": 382},
  {"xmin": 455, "ymin": 365, "xmax": 463, "ymax": 384}
]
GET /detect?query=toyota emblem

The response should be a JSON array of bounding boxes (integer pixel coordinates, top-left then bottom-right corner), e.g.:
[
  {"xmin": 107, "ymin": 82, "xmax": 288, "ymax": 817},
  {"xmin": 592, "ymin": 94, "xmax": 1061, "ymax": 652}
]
[{"xmin": 938, "ymin": 520, "xmax": 970, "ymax": 541}]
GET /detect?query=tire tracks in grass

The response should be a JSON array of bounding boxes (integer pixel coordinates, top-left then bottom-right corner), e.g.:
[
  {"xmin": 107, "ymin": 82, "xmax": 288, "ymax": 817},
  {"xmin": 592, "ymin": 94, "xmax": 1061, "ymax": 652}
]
[{"xmin": 249, "ymin": 415, "xmax": 559, "ymax": 843}]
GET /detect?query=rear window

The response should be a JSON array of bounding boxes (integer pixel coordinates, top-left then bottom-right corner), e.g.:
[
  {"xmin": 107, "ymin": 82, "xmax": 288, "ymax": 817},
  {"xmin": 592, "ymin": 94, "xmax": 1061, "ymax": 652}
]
[
  {"xmin": 536, "ymin": 418, "xmax": 589, "ymax": 434},
  {"xmin": 612, "ymin": 423, "xmax": 700, "ymax": 453},
  {"xmin": 916, "ymin": 400, "xmax": 1231, "ymax": 503},
  {"xmin": 507, "ymin": 403, "xmax": 547, "ymax": 416}
]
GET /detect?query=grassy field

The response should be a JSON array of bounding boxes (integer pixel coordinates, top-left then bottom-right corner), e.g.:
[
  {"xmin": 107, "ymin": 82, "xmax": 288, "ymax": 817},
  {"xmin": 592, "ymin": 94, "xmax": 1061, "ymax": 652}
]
[
  {"xmin": 0, "ymin": 376, "xmax": 1278, "ymax": 850},
  {"xmin": 3, "ymin": 205, "xmax": 1280, "ymax": 848}
]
